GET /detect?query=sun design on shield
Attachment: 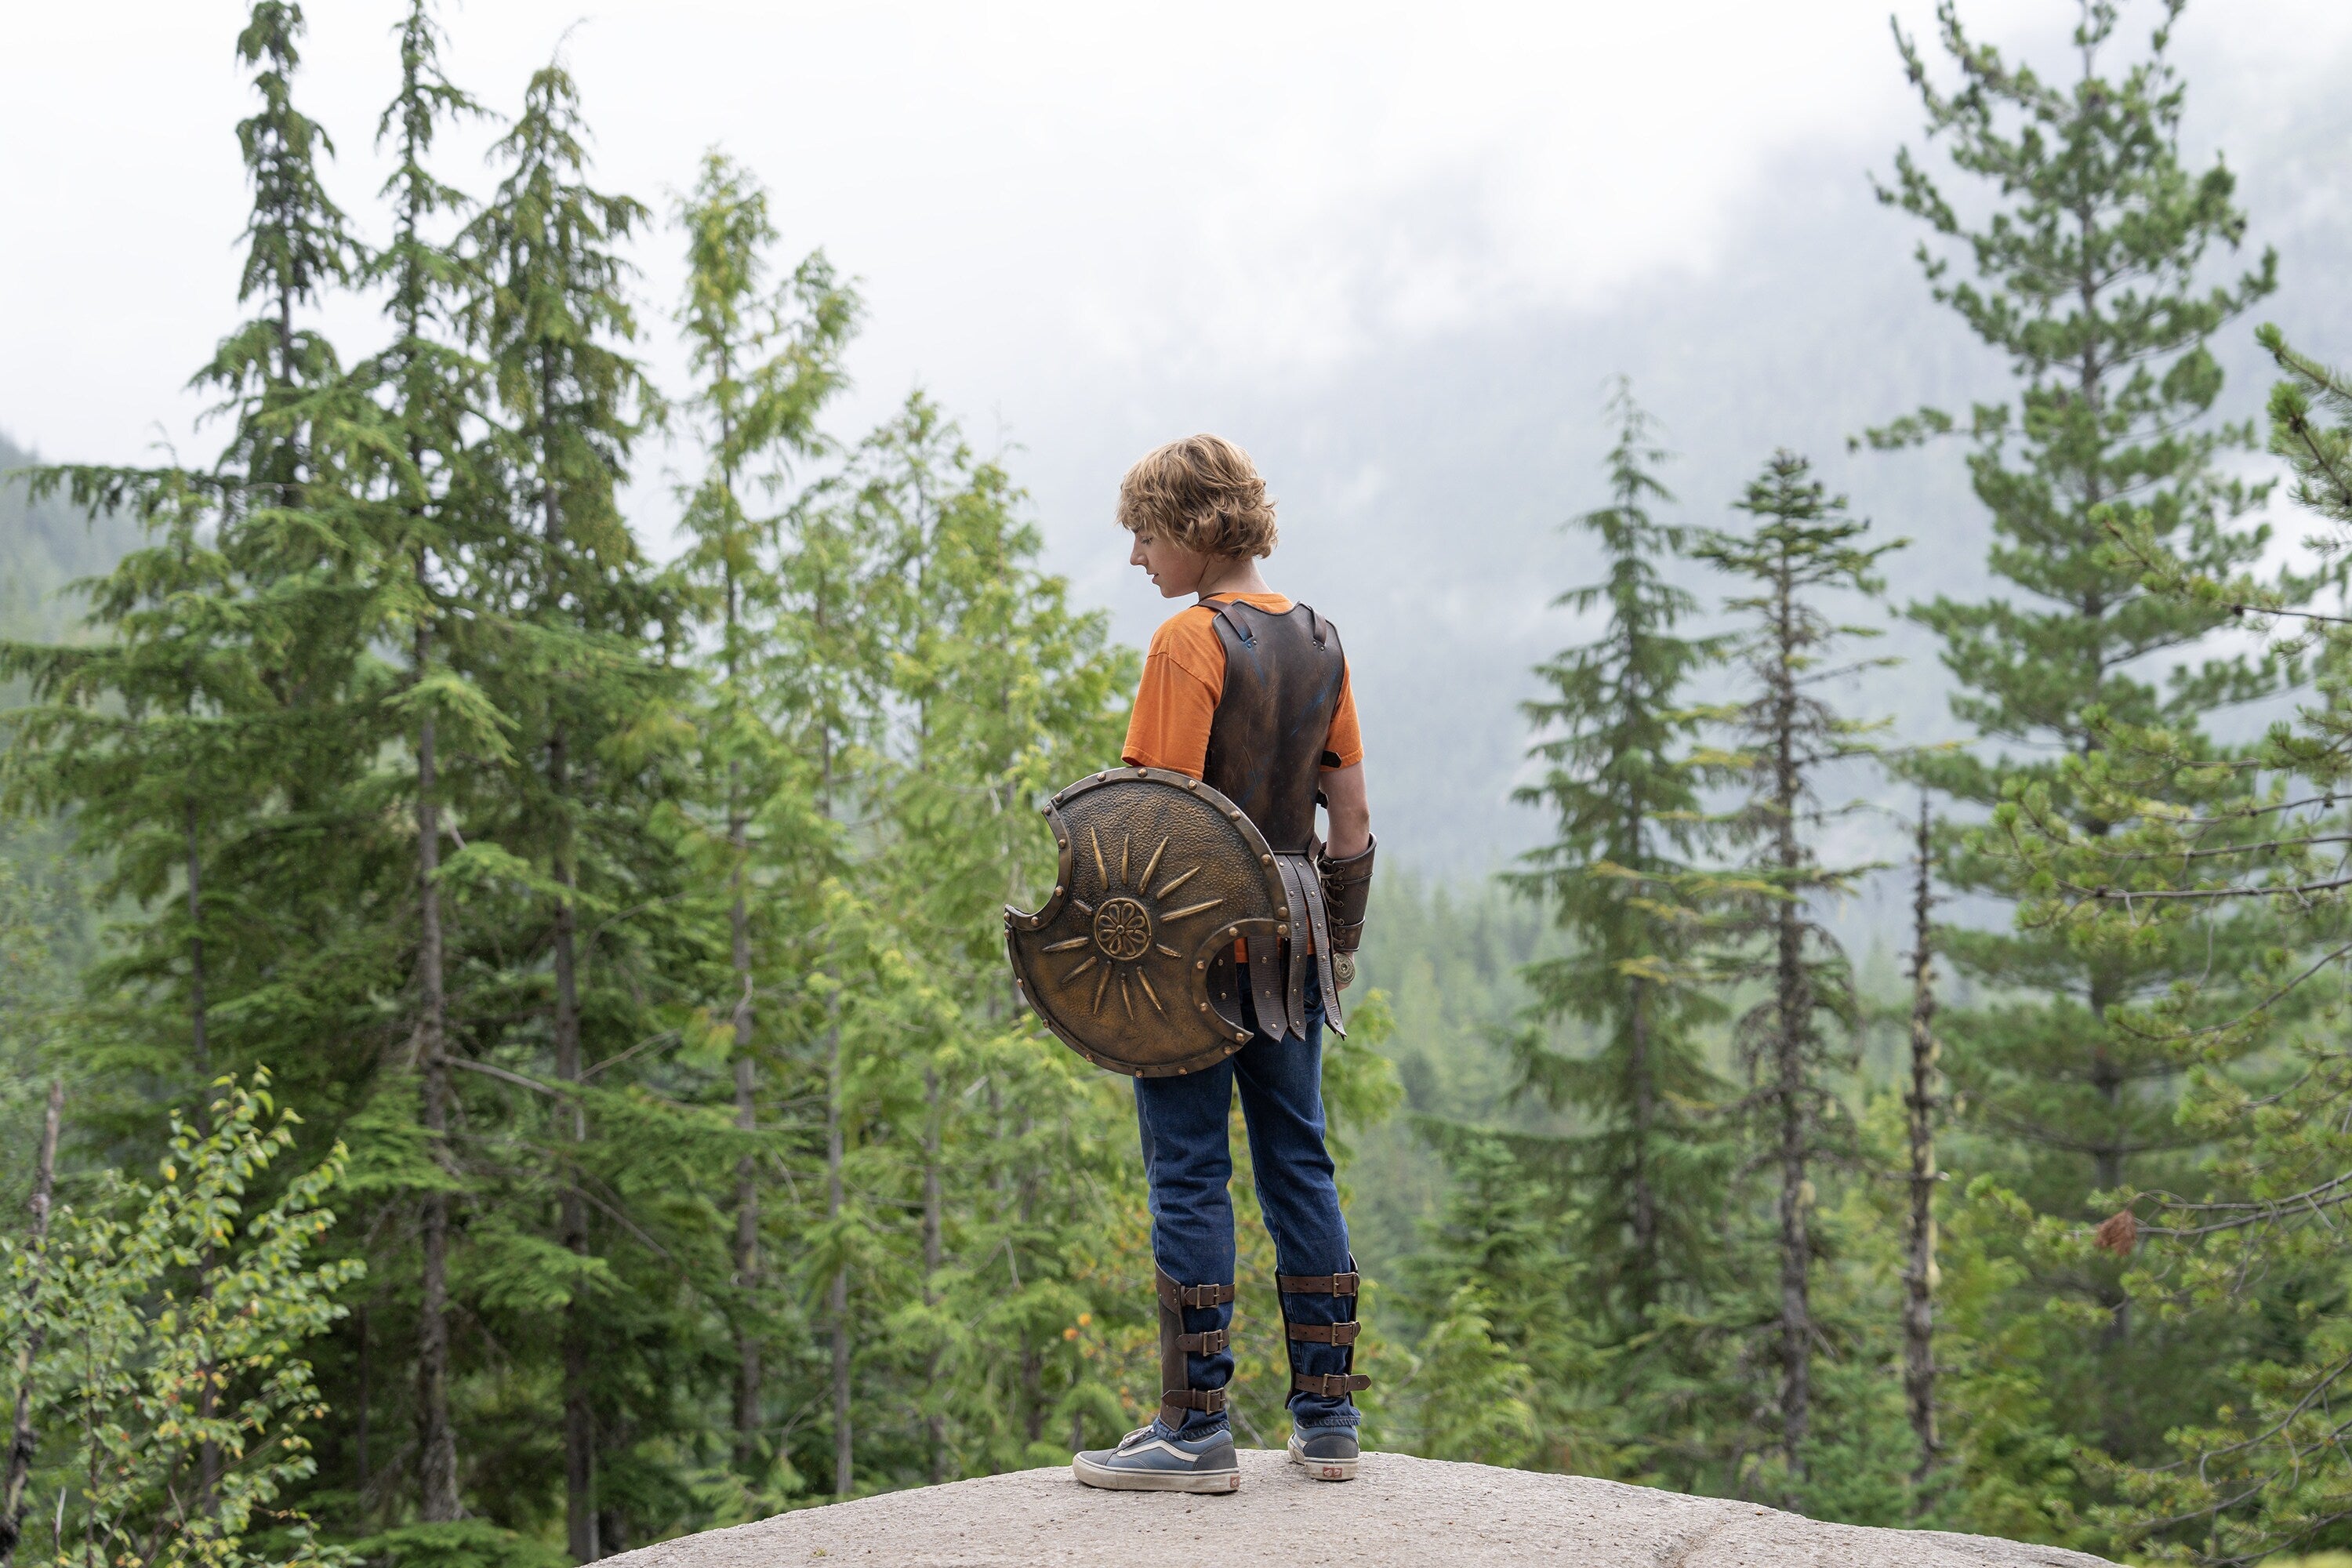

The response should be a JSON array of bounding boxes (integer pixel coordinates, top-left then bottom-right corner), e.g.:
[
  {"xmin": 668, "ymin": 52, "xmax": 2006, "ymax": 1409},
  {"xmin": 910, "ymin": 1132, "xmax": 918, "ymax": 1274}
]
[{"xmin": 1040, "ymin": 829, "xmax": 1225, "ymax": 1021}]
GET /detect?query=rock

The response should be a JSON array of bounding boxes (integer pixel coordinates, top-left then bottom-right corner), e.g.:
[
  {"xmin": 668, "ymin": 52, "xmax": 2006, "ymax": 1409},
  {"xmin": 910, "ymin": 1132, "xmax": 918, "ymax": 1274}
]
[{"xmin": 602, "ymin": 1449, "xmax": 2118, "ymax": 1567}]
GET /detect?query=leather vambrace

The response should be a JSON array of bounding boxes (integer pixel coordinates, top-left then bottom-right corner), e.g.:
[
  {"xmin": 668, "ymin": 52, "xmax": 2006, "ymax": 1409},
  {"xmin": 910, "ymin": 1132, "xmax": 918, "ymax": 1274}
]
[{"xmin": 1316, "ymin": 835, "xmax": 1375, "ymax": 954}]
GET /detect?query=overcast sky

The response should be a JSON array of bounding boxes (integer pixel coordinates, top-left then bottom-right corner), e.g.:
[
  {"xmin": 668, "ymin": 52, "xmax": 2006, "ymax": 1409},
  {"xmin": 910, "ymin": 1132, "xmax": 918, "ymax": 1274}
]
[
  {"xmin": 17, "ymin": 2, "xmax": 2344, "ymax": 470},
  {"xmin": 9, "ymin": 1, "xmax": 2352, "ymax": 871}
]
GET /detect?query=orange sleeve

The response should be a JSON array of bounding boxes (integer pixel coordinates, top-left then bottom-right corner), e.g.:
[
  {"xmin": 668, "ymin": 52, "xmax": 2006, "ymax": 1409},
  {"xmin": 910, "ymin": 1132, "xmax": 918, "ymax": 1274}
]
[
  {"xmin": 1323, "ymin": 663, "xmax": 1363, "ymax": 769},
  {"xmin": 1121, "ymin": 609, "xmax": 1225, "ymax": 777},
  {"xmin": 1121, "ymin": 608, "xmax": 1364, "ymax": 775}
]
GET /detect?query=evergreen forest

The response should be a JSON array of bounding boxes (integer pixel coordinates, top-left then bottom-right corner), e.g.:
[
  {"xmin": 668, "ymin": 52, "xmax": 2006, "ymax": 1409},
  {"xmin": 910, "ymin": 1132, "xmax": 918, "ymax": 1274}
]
[{"xmin": 11, "ymin": 2, "xmax": 2352, "ymax": 1565}]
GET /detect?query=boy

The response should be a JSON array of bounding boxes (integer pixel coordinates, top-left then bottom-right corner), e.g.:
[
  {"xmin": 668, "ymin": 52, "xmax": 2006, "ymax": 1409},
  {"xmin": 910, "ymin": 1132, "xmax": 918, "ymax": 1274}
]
[{"xmin": 1071, "ymin": 434, "xmax": 1377, "ymax": 1494}]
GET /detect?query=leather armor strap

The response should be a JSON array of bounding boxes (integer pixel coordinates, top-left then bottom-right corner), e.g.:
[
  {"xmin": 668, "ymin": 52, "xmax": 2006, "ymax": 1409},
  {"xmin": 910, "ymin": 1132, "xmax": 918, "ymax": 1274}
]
[
  {"xmin": 1275, "ymin": 855, "xmax": 1310, "ymax": 1034},
  {"xmin": 1299, "ymin": 844, "xmax": 1343, "ymax": 1035},
  {"xmin": 1286, "ymin": 1320, "xmax": 1361, "ymax": 1345},
  {"xmin": 1316, "ymin": 835, "xmax": 1375, "ymax": 954},
  {"xmin": 1155, "ymin": 1266, "xmax": 1234, "ymax": 1428},
  {"xmin": 1293, "ymin": 1372, "xmax": 1372, "ymax": 1398},
  {"xmin": 1276, "ymin": 1271, "xmax": 1360, "ymax": 1296},
  {"xmin": 1246, "ymin": 931, "xmax": 1290, "ymax": 1043},
  {"xmin": 1156, "ymin": 1273, "xmax": 1237, "ymax": 1311}
]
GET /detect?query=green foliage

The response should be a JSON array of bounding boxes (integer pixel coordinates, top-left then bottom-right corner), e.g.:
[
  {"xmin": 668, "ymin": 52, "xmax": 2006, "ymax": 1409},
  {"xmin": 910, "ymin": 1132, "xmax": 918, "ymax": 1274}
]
[
  {"xmin": 2, "ymin": 1073, "xmax": 358, "ymax": 1568},
  {"xmin": 1499, "ymin": 383, "xmax": 1734, "ymax": 1335},
  {"xmin": 18, "ymin": 1, "xmax": 2352, "ymax": 1563},
  {"xmin": 1687, "ymin": 451, "xmax": 1904, "ymax": 1491},
  {"xmin": 1865, "ymin": 0, "xmax": 2312, "ymax": 1537}
]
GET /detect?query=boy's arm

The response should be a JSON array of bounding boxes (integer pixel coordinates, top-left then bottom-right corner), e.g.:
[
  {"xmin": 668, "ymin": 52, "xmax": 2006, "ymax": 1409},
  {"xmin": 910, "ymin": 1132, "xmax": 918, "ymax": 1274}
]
[{"xmin": 1319, "ymin": 762, "xmax": 1370, "ymax": 859}]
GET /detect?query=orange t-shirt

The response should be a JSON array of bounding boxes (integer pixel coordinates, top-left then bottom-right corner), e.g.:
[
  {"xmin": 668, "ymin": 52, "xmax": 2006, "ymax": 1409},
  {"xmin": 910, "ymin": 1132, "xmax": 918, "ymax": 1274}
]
[{"xmin": 1120, "ymin": 593, "xmax": 1364, "ymax": 779}]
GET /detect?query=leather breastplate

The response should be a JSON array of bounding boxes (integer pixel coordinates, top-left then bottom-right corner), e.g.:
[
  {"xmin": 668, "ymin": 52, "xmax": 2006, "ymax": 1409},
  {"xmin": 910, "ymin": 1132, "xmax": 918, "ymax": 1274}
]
[
  {"xmin": 1199, "ymin": 597, "xmax": 1349, "ymax": 1040},
  {"xmin": 1202, "ymin": 599, "xmax": 1345, "ymax": 853}
]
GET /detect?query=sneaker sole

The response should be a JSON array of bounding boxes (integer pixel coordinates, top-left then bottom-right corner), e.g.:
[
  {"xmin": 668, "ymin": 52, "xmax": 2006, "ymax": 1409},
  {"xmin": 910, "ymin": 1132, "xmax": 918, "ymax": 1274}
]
[
  {"xmin": 1287, "ymin": 1433, "xmax": 1359, "ymax": 1482},
  {"xmin": 1071, "ymin": 1452, "xmax": 1241, "ymax": 1494}
]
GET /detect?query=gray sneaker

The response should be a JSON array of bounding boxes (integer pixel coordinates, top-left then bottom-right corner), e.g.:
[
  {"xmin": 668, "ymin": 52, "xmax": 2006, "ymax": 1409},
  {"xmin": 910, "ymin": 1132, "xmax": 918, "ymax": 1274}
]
[
  {"xmin": 1288, "ymin": 1423, "xmax": 1359, "ymax": 1481},
  {"xmin": 1073, "ymin": 1424, "xmax": 1241, "ymax": 1494}
]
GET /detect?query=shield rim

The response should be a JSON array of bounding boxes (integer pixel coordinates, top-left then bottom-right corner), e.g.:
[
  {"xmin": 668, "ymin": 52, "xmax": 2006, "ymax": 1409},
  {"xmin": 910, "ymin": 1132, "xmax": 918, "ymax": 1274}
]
[{"xmin": 1005, "ymin": 764, "xmax": 1289, "ymax": 1077}]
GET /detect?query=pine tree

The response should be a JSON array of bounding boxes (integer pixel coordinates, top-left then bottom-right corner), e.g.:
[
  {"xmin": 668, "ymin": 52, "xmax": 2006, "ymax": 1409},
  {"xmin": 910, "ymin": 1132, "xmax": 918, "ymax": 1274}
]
[
  {"xmin": 358, "ymin": 0, "xmax": 489, "ymax": 1520},
  {"xmin": 866, "ymin": 398, "xmax": 1138, "ymax": 1475},
  {"xmin": 1504, "ymin": 385, "xmax": 1730, "ymax": 1337},
  {"xmin": 466, "ymin": 57, "xmax": 673, "ymax": 1557},
  {"xmin": 673, "ymin": 150, "xmax": 856, "ymax": 1477},
  {"xmin": 1900, "ymin": 795, "xmax": 1943, "ymax": 1487},
  {"xmin": 1691, "ymin": 451, "xmax": 1900, "ymax": 1487},
  {"xmin": 2003, "ymin": 332, "xmax": 2352, "ymax": 1560},
  {"xmin": 1871, "ymin": 0, "xmax": 2303, "ymax": 1465}
]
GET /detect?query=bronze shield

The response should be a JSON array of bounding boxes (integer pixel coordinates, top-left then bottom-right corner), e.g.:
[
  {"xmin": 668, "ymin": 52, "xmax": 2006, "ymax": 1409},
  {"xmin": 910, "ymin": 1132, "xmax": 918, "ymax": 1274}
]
[{"xmin": 1004, "ymin": 766, "xmax": 1290, "ymax": 1076}]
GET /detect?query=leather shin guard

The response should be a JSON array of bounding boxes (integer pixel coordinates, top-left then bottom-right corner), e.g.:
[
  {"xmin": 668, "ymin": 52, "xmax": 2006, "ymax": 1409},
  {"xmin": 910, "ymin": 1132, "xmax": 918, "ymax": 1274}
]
[
  {"xmin": 1154, "ymin": 1266, "xmax": 1234, "ymax": 1431},
  {"xmin": 1278, "ymin": 1259, "xmax": 1371, "ymax": 1402}
]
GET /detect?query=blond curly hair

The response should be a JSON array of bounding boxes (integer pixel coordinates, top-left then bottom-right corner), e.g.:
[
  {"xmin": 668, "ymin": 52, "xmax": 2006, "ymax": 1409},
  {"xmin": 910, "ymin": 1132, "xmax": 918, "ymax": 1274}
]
[{"xmin": 1116, "ymin": 434, "xmax": 1279, "ymax": 559}]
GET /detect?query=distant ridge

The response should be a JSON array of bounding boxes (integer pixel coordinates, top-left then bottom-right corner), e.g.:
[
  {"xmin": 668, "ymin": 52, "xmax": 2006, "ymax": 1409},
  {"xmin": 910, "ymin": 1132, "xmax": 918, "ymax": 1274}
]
[{"xmin": 0, "ymin": 430, "xmax": 140, "ymax": 644}]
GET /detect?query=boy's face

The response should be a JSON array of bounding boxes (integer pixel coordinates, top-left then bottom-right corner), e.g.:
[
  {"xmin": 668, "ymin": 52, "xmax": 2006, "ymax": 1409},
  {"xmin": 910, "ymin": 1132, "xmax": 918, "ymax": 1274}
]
[{"xmin": 1127, "ymin": 528, "xmax": 1210, "ymax": 599}]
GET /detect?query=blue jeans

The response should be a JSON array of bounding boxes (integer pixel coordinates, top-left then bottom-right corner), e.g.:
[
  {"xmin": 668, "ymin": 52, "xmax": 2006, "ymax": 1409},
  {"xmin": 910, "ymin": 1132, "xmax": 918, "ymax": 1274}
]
[{"xmin": 1134, "ymin": 970, "xmax": 1360, "ymax": 1436}]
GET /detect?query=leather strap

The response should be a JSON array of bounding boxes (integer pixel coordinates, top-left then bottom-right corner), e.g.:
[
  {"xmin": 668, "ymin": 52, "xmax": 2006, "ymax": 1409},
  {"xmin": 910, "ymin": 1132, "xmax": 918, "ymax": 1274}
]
[
  {"xmin": 1316, "ymin": 835, "xmax": 1374, "ymax": 953},
  {"xmin": 1292, "ymin": 1372, "xmax": 1372, "ymax": 1398},
  {"xmin": 1277, "ymin": 1272, "xmax": 1360, "ymax": 1296},
  {"xmin": 1286, "ymin": 1320, "xmax": 1360, "ymax": 1345},
  {"xmin": 1207, "ymin": 596, "xmax": 1257, "ymax": 648},
  {"xmin": 1155, "ymin": 1266, "xmax": 1233, "ymax": 1427},
  {"xmin": 1156, "ymin": 1273, "xmax": 1238, "ymax": 1312},
  {"xmin": 1301, "ymin": 853, "xmax": 1342, "ymax": 1035},
  {"xmin": 1275, "ymin": 855, "xmax": 1310, "ymax": 1034},
  {"xmin": 1246, "ymin": 931, "xmax": 1290, "ymax": 1042}
]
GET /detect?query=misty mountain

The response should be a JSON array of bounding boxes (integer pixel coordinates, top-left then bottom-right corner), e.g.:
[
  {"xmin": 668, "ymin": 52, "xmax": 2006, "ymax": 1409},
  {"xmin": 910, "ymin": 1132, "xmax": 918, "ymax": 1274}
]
[
  {"xmin": 0, "ymin": 430, "xmax": 139, "ymax": 644},
  {"xmin": 1020, "ymin": 87, "xmax": 2352, "ymax": 879}
]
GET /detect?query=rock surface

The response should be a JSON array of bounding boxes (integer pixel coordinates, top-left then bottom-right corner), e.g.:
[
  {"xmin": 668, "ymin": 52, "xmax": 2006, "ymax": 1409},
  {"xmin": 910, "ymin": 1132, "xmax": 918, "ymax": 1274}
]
[{"xmin": 604, "ymin": 1449, "xmax": 2118, "ymax": 1567}]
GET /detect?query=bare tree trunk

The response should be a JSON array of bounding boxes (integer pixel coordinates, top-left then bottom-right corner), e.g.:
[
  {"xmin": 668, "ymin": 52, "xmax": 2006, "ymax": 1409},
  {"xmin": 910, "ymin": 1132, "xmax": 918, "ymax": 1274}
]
[
  {"xmin": 0, "ymin": 1080, "xmax": 64, "ymax": 1568},
  {"xmin": 540, "ymin": 372, "xmax": 598, "ymax": 1562},
  {"xmin": 729, "ymin": 779, "xmax": 760, "ymax": 1469},
  {"xmin": 1770, "ymin": 590, "xmax": 1810, "ymax": 1482},
  {"xmin": 354, "ymin": 1303, "xmax": 372, "ymax": 1498},
  {"xmin": 828, "ymin": 1016, "xmax": 851, "ymax": 1498},
  {"xmin": 186, "ymin": 811, "xmax": 210, "ymax": 1085},
  {"xmin": 719, "ymin": 403, "xmax": 764, "ymax": 1472},
  {"xmin": 552, "ymin": 725, "xmax": 596, "ymax": 1563},
  {"xmin": 1627, "ymin": 976, "xmax": 1657, "ymax": 1314},
  {"xmin": 415, "ymin": 619, "xmax": 462, "ymax": 1523},
  {"xmin": 923, "ymin": 1069, "xmax": 946, "ymax": 1483},
  {"xmin": 1903, "ymin": 795, "xmax": 1941, "ymax": 1487},
  {"xmin": 1018, "ymin": 1131, "xmax": 1041, "ymax": 1445}
]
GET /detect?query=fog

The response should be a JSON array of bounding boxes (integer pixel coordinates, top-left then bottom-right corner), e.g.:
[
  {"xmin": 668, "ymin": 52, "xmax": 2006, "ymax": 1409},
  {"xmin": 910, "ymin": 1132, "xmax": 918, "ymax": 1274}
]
[{"xmin": 7, "ymin": 0, "xmax": 2350, "ymax": 873}]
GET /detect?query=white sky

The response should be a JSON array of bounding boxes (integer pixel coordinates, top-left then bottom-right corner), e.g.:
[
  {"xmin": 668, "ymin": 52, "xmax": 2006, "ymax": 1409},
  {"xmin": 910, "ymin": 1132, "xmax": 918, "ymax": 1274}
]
[{"xmin": 14, "ymin": 0, "xmax": 2343, "ymax": 478}]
